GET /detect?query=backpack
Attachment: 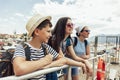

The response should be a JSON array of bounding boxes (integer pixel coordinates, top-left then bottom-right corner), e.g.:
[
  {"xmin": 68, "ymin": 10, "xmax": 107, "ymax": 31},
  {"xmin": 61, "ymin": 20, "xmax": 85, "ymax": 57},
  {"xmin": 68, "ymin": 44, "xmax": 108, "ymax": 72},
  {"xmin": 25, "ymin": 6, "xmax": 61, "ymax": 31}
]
[
  {"xmin": 73, "ymin": 37, "xmax": 88, "ymax": 47},
  {"xmin": 0, "ymin": 43, "xmax": 30, "ymax": 77}
]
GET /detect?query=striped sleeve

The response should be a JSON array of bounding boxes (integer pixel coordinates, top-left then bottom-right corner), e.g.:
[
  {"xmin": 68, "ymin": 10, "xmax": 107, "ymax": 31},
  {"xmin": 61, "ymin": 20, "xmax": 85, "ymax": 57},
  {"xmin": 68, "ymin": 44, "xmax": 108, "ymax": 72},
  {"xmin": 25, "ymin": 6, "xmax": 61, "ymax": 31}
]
[
  {"xmin": 44, "ymin": 43, "xmax": 59, "ymax": 60},
  {"xmin": 13, "ymin": 44, "xmax": 25, "ymax": 59}
]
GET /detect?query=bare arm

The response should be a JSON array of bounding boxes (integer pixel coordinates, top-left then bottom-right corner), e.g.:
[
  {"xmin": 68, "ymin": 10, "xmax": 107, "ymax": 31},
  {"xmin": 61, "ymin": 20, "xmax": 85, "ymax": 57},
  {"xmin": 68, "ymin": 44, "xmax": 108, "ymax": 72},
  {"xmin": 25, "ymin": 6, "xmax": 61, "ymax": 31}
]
[
  {"xmin": 67, "ymin": 45, "xmax": 85, "ymax": 63},
  {"xmin": 80, "ymin": 45, "xmax": 90, "ymax": 59},
  {"xmin": 13, "ymin": 54, "xmax": 53, "ymax": 76},
  {"xmin": 44, "ymin": 49, "xmax": 87, "ymax": 73},
  {"xmin": 67, "ymin": 45, "xmax": 93, "ymax": 76},
  {"xmin": 44, "ymin": 49, "xmax": 65, "ymax": 68},
  {"xmin": 44, "ymin": 57, "xmax": 87, "ymax": 74},
  {"xmin": 55, "ymin": 48, "xmax": 64, "ymax": 59}
]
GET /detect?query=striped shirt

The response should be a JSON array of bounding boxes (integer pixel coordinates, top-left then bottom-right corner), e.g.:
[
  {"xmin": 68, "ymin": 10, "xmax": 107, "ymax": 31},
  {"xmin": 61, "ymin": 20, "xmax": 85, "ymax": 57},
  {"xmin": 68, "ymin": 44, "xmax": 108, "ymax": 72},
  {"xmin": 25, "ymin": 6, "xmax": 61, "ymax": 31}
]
[{"xmin": 13, "ymin": 42, "xmax": 59, "ymax": 80}]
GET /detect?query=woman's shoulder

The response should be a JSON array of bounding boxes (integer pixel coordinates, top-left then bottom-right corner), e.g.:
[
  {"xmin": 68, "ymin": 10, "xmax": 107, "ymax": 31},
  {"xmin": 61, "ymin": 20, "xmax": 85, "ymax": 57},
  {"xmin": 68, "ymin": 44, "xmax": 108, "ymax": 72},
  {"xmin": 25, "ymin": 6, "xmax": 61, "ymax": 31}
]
[{"xmin": 65, "ymin": 37, "xmax": 73, "ymax": 46}]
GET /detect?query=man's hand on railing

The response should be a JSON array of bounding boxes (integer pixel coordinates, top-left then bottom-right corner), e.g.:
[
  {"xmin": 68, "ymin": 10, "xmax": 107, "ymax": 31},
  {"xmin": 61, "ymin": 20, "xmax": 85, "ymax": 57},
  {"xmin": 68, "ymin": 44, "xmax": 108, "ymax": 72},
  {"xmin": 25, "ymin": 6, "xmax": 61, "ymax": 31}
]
[
  {"xmin": 43, "ymin": 57, "xmax": 66, "ymax": 69},
  {"xmin": 42, "ymin": 54, "xmax": 53, "ymax": 65}
]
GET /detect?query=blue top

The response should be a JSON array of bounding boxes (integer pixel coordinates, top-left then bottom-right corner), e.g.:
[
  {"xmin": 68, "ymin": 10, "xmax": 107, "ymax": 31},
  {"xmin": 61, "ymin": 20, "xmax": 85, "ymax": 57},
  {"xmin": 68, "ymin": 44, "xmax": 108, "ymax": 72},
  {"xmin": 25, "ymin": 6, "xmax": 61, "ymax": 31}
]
[{"xmin": 73, "ymin": 37, "xmax": 89, "ymax": 56}]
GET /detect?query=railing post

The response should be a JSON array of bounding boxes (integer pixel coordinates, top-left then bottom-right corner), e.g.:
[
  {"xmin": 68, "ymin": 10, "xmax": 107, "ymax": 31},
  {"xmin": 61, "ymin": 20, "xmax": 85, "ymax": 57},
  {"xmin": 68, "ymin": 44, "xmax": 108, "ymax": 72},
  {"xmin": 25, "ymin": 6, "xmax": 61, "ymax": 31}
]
[
  {"xmin": 118, "ymin": 36, "xmax": 120, "ymax": 62},
  {"xmin": 94, "ymin": 36, "xmax": 98, "ymax": 57},
  {"xmin": 67, "ymin": 66, "xmax": 71, "ymax": 80},
  {"xmin": 92, "ymin": 59, "xmax": 95, "ymax": 80}
]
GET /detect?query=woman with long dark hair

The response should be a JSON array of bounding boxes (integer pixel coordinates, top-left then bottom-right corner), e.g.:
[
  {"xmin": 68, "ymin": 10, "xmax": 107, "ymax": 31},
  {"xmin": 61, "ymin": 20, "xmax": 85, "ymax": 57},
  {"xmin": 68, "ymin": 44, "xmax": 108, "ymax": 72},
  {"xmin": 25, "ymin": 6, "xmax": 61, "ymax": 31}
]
[{"xmin": 49, "ymin": 17, "xmax": 93, "ymax": 80}]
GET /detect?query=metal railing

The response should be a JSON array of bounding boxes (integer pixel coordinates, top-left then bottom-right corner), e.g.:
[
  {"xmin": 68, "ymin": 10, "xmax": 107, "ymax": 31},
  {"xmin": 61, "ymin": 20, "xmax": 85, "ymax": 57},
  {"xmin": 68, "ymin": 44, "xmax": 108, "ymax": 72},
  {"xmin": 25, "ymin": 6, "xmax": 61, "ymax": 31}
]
[
  {"xmin": 0, "ymin": 35, "xmax": 120, "ymax": 80},
  {"xmin": 0, "ymin": 53, "xmax": 111, "ymax": 80},
  {"xmin": 87, "ymin": 53, "xmax": 110, "ymax": 80},
  {"xmin": 0, "ymin": 65, "xmax": 69, "ymax": 80}
]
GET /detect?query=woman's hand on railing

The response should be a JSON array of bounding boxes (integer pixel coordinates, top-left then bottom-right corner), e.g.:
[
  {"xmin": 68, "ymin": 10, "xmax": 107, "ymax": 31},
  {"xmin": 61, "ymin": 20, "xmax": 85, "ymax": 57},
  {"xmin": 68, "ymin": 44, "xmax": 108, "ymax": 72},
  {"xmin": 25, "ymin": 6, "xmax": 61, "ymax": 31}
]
[
  {"xmin": 84, "ymin": 60, "xmax": 93, "ymax": 76},
  {"xmin": 81, "ymin": 63, "xmax": 87, "ymax": 74}
]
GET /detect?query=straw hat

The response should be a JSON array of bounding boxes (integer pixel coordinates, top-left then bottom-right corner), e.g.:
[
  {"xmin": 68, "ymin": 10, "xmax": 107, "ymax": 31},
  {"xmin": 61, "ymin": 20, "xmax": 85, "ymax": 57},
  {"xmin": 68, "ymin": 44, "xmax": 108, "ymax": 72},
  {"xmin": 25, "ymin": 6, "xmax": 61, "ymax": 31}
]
[{"xmin": 26, "ymin": 14, "xmax": 51, "ymax": 37}]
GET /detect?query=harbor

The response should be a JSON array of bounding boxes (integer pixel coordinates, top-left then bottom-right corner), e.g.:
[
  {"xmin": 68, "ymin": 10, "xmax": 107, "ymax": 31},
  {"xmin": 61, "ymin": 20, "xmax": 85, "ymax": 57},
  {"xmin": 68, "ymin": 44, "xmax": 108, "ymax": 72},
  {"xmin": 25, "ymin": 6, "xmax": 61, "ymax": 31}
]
[
  {"xmin": 0, "ymin": 35, "xmax": 120, "ymax": 80},
  {"xmin": 0, "ymin": 0, "xmax": 120, "ymax": 80}
]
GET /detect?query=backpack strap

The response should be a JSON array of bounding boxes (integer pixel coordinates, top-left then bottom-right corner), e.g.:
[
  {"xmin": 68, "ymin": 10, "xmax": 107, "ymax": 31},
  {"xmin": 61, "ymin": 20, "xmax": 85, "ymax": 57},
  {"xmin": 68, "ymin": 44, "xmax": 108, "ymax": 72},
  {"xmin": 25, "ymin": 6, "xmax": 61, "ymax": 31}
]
[
  {"xmin": 41, "ymin": 44, "xmax": 48, "ymax": 56},
  {"xmin": 22, "ymin": 43, "xmax": 47, "ymax": 60},
  {"xmin": 74, "ymin": 37, "xmax": 77, "ymax": 47},
  {"xmin": 73, "ymin": 37, "xmax": 88, "ymax": 48},
  {"xmin": 72, "ymin": 37, "xmax": 78, "ymax": 47},
  {"xmin": 84, "ymin": 39, "xmax": 88, "ymax": 48},
  {"xmin": 22, "ymin": 43, "xmax": 31, "ymax": 61}
]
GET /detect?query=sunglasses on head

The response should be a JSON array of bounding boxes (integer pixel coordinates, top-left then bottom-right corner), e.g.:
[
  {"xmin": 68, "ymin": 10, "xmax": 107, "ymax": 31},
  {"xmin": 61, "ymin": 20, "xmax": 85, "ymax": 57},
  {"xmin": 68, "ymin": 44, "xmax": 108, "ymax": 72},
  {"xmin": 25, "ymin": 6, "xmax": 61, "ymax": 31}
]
[
  {"xmin": 66, "ymin": 23, "xmax": 74, "ymax": 28},
  {"xmin": 83, "ymin": 30, "xmax": 90, "ymax": 33}
]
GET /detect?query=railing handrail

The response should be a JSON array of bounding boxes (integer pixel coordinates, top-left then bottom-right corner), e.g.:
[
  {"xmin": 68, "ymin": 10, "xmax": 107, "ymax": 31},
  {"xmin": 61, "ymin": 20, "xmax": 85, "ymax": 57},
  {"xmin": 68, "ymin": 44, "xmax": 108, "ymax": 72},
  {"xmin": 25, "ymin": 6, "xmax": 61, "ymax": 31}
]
[
  {"xmin": 0, "ymin": 50, "xmax": 6, "ymax": 53},
  {"xmin": 0, "ymin": 65, "xmax": 69, "ymax": 80},
  {"xmin": 88, "ymin": 53, "xmax": 106, "ymax": 60},
  {"xmin": 0, "ymin": 54, "xmax": 109, "ymax": 80}
]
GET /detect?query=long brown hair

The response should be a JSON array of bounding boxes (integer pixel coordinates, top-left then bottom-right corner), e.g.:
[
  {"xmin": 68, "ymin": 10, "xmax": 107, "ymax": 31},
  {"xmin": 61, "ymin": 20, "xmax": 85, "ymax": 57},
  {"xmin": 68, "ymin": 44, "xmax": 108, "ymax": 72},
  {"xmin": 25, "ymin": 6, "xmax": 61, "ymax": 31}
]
[{"xmin": 49, "ymin": 17, "xmax": 71, "ymax": 52}]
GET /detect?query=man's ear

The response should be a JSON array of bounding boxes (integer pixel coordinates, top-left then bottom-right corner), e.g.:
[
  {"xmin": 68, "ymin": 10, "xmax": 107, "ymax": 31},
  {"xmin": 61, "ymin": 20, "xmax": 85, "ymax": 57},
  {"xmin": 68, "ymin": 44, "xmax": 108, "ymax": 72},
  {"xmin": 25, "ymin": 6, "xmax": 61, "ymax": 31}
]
[{"xmin": 34, "ymin": 28, "xmax": 40, "ymax": 36}]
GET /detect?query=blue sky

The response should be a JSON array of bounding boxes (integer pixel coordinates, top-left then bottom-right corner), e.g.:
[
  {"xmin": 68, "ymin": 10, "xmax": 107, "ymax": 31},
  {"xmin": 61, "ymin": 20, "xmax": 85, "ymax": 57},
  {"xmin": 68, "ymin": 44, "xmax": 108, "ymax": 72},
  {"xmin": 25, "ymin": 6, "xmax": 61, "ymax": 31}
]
[{"xmin": 0, "ymin": 0, "xmax": 120, "ymax": 37}]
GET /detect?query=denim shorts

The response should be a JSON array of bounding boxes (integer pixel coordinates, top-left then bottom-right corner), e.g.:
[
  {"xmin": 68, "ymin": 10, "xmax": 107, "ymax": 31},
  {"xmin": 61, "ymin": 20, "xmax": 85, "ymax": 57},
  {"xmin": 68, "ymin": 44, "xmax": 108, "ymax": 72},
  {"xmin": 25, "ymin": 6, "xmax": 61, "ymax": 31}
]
[{"xmin": 63, "ymin": 67, "xmax": 79, "ymax": 76}]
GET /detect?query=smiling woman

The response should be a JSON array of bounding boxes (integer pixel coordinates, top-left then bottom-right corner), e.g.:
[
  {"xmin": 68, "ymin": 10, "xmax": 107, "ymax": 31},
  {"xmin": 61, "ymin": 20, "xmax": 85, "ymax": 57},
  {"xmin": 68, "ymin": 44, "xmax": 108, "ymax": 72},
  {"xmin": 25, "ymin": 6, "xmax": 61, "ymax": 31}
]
[{"xmin": 48, "ymin": 17, "xmax": 93, "ymax": 80}]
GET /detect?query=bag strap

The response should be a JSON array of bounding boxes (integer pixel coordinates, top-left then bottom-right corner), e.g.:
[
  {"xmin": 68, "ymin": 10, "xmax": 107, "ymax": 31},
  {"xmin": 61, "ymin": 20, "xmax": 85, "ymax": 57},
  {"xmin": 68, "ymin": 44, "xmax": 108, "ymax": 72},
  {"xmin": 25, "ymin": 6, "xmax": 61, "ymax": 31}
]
[
  {"xmin": 84, "ymin": 39, "xmax": 88, "ymax": 47},
  {"xmin": 22, "ymin": 43, "xmax": 31, "ymax": 61},
  {"xmin": 72, "ymin": 37, "xmax": 77, "ymax": 47},
  {"xmin": 73, "ymin": 37, "xmax": 77, "ymax": 47},
  {"xmin": 22, "ymin": 43, "xmax": 47, "ymax": 60},
  {"xmin": 73, "ymin": 37, "xmax": 88, "ymax": 48},
  {"xmin": 41, "ymin": 44, "xmax": 48, "ymax": 56}
]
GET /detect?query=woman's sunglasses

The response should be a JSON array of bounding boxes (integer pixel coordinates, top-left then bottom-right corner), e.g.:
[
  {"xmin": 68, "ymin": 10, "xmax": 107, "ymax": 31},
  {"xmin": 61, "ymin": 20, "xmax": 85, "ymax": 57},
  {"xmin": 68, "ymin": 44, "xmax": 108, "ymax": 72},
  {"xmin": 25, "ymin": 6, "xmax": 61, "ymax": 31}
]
[
  {"xmin": 83, "ymin": 30, "xmax": 90, "ymax": 33},
  {"xmin": 66, "ymin": 23, "xmax": 74, "ymax": 28}
]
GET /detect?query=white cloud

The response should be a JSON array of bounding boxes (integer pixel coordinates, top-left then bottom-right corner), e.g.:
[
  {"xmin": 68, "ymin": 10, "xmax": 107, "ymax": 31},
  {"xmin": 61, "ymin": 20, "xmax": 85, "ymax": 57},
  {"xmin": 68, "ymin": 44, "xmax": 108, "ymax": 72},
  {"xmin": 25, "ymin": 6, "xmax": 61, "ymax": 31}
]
[
  {"xmin": 31, "ymin": 0, "xmax": 120, "ymax": 37},
  {"xmin": 0, "ymin": 0, "xmax": 120, "ymax": 36},
  {"xmin": 15, "ymin": 13, "xmax": 24, "ymax": 17}
]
